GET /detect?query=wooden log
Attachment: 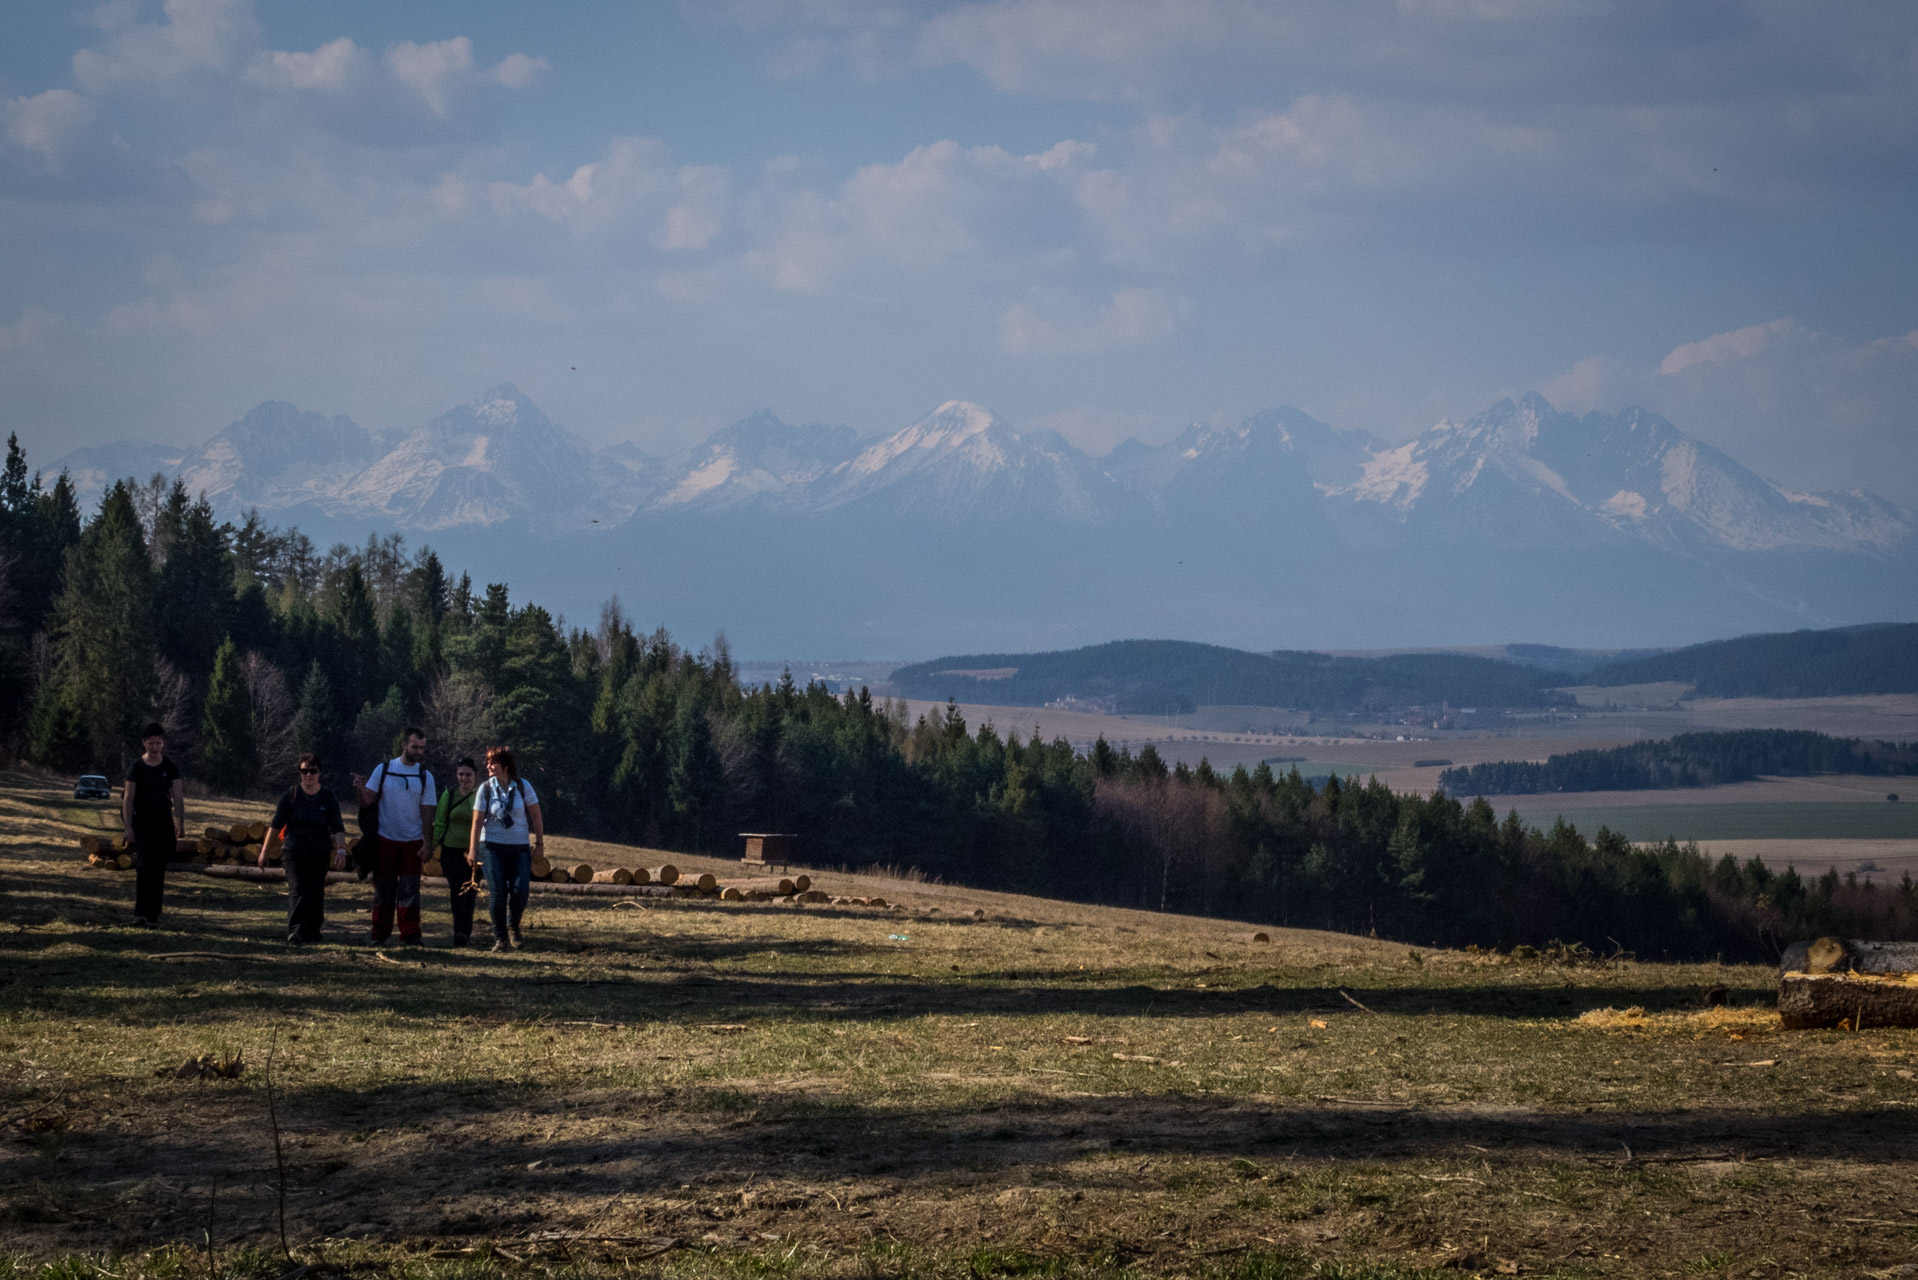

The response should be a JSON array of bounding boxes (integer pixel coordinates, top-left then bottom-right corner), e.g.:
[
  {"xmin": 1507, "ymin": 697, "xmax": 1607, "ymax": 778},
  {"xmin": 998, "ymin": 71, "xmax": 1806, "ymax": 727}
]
[
  {"xmin": 225, "ymin": 822, "xmax": 248, "ymax": 843},
  {"xmin": 548, "ymin": 869, "xmax": 570, "ymax": 883},
  {"xmin": 1779, "ymin": 971, "xmax": 1918, "ymax": 1029},
  {"xmin": 721, "ymin": 876, "xmax": 797, "ymax": 896},
  {"xmin": 593, "ymin": 868, "xmax": 634, "ymax": 885},
  {"xmin": 689, "ymin": 871, "xmax": 717, "ymax": 891},
  {"xmin": 204, "ymin": 825, "xmax": 226, "ymax": 843},
  {"xmin": 628, "ymin": 866, "xmax": 652, "ymax": 884},
  {"xmin": 792, "ymin": 874, "xmax": 812, "ymax": 893},
  {"xmin": 531, "ymin": 855, "xmax": 552, "ymax": 878},
  {"xmin": 720, "ymin": 886, "xmax": 744, "ymax": 902},
  {"xmin": 247, "ymin": 820, "xmax": 268, "ymax": 841},
  {"xmin": 569, "ymin": 863, "xmax": 595, "ymax": 884},
  {"xmin": 798, "ymin": 890, "xmax": 829, "ymax": 903},
  {"xmin": 80, "ymin": 834, "xmax": 107, "ymax": 857},
  {"xmin": 866, "ymin": 895, "xmax": 888, "ymax": 908},
  {"xmin": 653, "ymin": 863, "xmax": 680, "ymax": 885},
  {"xmin": 174, "ymin": 837, "xmax": 200, "ymax": 858},
  {"xmin": 116, "ymin": 853, "xmax": 134, "ymax": 869}
]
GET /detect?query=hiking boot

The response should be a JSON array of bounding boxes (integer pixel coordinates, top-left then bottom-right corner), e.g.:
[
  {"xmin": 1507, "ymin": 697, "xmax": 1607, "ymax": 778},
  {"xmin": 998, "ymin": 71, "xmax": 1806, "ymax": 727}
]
[
  {"xmin": 286, "ymin": 933, "xmax": 304, "ymax": 946},
  {"xmin": 509, "ymin": 925, "xmax": 524, "ymax": 946},
  {"xmin": 490, "ymin": 937, "xmax": 512, "ymax": 953}
]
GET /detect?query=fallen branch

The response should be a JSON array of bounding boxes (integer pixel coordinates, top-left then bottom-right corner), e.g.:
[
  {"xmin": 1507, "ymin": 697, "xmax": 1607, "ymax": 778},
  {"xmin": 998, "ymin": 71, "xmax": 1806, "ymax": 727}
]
[{"xmin": 1339, "ymin": 989, "xmax": 1378, "ymax": 1015}]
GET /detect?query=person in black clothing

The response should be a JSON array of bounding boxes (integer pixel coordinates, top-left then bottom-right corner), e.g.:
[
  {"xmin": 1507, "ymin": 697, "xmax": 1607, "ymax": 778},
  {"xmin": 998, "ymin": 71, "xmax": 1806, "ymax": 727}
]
[
  {"xmin": 260, "ymin": 752, "xmax": 347, "ymax": 944},
  {"xmin": 121, "ymin": 722, "xmax": 185, "ymax": 927}
]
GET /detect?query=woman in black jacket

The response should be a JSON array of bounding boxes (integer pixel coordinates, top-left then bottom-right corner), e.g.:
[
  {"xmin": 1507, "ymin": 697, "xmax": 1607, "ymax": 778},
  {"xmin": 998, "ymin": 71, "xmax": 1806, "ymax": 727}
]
[{"xmin": 260, "ymin": 752, "xmax": 347, "ymax": 944}]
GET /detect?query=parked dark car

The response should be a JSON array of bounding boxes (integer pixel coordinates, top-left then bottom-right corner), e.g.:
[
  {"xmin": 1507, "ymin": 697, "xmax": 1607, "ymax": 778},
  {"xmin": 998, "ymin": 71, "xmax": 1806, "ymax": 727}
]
[{"xmin": 73, "ymin": 774, "xmax": 111, "ymax": 800}]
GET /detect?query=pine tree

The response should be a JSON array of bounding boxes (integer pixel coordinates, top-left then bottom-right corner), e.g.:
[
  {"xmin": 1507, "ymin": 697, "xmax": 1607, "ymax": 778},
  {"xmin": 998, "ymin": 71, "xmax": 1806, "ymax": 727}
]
[{"xmin": 199, "ymin": 636, "xmax": 256, "ymax": 793}]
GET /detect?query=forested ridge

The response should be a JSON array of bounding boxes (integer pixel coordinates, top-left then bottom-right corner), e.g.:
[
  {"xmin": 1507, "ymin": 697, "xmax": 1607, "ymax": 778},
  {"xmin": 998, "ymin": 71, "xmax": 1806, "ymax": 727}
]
[
  {"xmin": 1583, "ymin": 622, "xmax": 1918, "ymax": 696},
  {"xmin": 891, "ymin": 639, "xmax": 1573, "ymax": 714},
  {"xmin": 3, "ymin": 436, "xmax": 1913, "ymax": 957},
  {"xmin": 1439, "ymin": 729, "xmax": 1918, "ymax": 796}
]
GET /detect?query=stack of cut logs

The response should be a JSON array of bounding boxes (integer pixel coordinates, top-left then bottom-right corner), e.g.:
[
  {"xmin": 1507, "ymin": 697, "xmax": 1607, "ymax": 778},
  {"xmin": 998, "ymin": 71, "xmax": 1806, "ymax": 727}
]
[
  {"xmin": 80, "ymin": 827, "xmax": 907, "ymax": 910},
  {"xmin": 81, "ymin": 820, "xmax": 273, "ymax": 869}
]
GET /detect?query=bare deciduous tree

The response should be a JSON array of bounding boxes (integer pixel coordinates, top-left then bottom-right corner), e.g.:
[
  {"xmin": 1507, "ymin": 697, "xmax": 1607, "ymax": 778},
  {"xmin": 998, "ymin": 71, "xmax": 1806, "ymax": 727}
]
[
  {"xmin": 243, "ymin": 652, "xmax": 296, "ymax": 788},
  {"xmin": 152, "ymin": 657, "xmax": 195, "ymax": 752},
  {"xmin": 423, "ymin": 672, "xmax": 496, "ymax": 769}
]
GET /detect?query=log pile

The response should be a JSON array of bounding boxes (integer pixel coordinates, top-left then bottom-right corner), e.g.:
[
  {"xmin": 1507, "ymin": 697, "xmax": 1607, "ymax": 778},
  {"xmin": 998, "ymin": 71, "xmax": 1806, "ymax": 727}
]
[
  {"xmin": 77, "ymin": 825, "xmax": 911, "ymax": 913},
  {"xmin": 1778, "ymin": 937, "xmax": 1918, "ymax": 1029},
  {"xmin": 80, "ymin": 821, "xmax": 275, "ymax": 869}
]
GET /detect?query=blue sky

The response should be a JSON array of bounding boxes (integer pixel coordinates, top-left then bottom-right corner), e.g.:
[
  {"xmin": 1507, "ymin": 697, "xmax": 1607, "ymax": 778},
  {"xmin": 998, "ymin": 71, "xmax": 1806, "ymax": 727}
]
[{"xmin": 4, "ymin": 0, "xmax": 1916, "ymax": 498}]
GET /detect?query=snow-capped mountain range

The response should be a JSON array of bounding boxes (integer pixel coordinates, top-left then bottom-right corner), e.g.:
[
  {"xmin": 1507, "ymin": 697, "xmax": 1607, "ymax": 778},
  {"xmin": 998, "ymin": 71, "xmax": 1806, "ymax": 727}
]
[{"xmin": 52, "ymin": 386, "xmax": 1916, "ymax": 653}]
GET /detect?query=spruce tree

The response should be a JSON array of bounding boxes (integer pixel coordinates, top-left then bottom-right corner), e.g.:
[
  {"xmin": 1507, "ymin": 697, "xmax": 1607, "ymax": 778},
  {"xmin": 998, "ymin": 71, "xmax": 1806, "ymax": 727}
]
[
  {"xmin": 294, "ymin": 661, "xmax": 338, "ymax": 767},
  {"xmin": 154, "ymin": 485, "xmax": 233, "ymax": 682},
  {"xmin": 199, "ymin": 636, "xmax": 256, "ymax": 793},
  {"xmin": 668, "ymin": 694, "xmax": 726, "ymax": 852},
  {"xmin": 40, "ymin": 483, "xmax": 156, "ymax": 768},
  {"xmin": 332, "ymin": 561, "xmax": 380, "ymax": 707}
]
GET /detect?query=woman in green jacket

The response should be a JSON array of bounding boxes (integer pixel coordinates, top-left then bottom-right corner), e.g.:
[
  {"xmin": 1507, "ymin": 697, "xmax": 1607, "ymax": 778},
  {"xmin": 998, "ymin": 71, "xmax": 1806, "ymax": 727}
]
[{"xmin": 432, "ymin": 757, "xmax": 481, "ymax": 945}]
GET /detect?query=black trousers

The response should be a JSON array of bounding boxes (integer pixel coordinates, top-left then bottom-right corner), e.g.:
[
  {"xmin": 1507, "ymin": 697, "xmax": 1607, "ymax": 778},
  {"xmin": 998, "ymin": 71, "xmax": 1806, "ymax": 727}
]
[
  {"xmin": 285, "ymin": 845, "xmax": 333, "ymax": 942},
  {"xmin": 132, "ymin": 820, "xmax": 175, "ymax": 921},
  {"xmin": 441, "ymin": 845, "xmax": 478, "ymax": 939}
]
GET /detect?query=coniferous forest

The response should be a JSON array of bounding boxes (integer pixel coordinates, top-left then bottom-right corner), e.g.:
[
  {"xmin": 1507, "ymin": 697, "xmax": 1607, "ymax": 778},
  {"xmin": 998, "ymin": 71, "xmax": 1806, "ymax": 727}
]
[{"xmin": 3, "ymin": 436, "xmax": 1914, "ymax": 960}]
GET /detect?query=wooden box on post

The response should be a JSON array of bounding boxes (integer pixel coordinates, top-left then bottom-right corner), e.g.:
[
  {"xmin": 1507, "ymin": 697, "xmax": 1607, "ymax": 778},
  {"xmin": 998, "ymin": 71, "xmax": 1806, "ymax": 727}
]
[{"xmin": 739, "ymin": 832, "xmax": 795, "ymax": 872}]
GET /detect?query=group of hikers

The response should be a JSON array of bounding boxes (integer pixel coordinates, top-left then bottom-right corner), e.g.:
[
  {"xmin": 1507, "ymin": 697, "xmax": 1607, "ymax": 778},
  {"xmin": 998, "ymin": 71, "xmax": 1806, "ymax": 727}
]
[{"xmin": 120, "ymin": 723, "xmax": 545, "ymax": 951}]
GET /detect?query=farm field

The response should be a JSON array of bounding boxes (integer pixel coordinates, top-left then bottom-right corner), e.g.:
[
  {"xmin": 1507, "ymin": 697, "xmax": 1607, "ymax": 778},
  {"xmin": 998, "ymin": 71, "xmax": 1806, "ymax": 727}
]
[
  {"xmin": 5, "ymin": 768, "xmax": 1918, "ymax": 1279},
  {"xmin": 893, "ymin": 694, "xmax": 1918, "ymax": 792},
  {"xmin": 1506, "ymin": 802, "xmax": 1918, "ymax": 844},
  {"xmin": 1672, "ymin": 839, "xmax": 1918, "ymax": 883}
]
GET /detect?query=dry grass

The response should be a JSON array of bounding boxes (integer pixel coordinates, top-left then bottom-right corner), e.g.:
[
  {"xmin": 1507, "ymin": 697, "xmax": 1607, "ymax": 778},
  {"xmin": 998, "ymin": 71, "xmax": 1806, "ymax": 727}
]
[
  {"xmin": 1571, "ymin": 1006, "xmax": 1783, "ymax": 1034},
  {"xmin": 4, "ymin": 768, "xmax": 1918, "ymax": 1280}
]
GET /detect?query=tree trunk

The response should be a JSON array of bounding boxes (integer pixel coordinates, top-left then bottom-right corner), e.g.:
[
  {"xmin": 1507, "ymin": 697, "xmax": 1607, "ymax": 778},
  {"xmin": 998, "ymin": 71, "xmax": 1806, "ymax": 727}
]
[{"xmin": 1779, "ymin": 972, "xmax": 1918, "ymax": 1029}]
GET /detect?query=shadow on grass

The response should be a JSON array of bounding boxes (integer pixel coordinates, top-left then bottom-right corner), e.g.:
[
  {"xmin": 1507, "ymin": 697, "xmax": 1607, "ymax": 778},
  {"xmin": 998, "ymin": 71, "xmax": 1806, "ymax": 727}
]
[
  {"xmin": 10, "ymin": 1070, "xmax": 1915, "ymax": 1253},
  {"xmin": 1, "ymin": 862, "xmax": 1768, "ymax": 1026}
]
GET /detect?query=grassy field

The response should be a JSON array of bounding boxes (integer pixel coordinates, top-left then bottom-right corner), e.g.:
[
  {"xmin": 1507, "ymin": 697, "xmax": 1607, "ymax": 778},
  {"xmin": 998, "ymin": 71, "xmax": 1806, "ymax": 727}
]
[
  {"xmin": 4, "ymin": 768, "xmax": 1917, "ymax": 1280},
  {"xmin": 1509, "ymin": 801, "xmax": 1918, "ymax": 843}
]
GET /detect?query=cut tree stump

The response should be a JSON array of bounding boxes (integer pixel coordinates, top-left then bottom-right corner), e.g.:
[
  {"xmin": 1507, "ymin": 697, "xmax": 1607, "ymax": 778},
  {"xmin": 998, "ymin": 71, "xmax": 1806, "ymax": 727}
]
[{"xmin": 1778, "ymin": 971, "xmax": 1918, "ymax": 1029}]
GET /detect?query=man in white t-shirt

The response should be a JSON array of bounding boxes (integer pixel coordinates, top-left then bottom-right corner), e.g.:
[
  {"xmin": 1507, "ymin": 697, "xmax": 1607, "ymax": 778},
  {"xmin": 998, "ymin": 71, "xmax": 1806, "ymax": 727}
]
[{"xmin": 352, "ymin": 728, "xmax": 438, "ymax": 944}]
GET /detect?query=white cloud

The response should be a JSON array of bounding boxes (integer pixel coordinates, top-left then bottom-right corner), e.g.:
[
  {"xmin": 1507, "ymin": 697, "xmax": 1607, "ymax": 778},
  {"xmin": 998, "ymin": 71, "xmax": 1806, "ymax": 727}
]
[
  {"xmin": 488, "ymin": 136, "xmax": 729, "ymax": 248},
  {"xmin": 998, "ymin": 287, "xmax": 1184, "ymax": 357},
  {"xmin": 5, "ymin": 90, "xmax": 98, "ymax": 167},
  {"xmin": 1539, "ymin": 320, "xmax": 1918, "ymax": 502},
  {"xmin": 484, "ymin": 52, "xmax": 550, "ymax": 90},
  {"xmin": 1660, "ymin": 319, "xmax": 1802, "ymax": 378},
  {"xmin": 385, "ymin": 37, "xmax": 477, "ymax": 118},
  {"xmin": 72, "ymin": 0, "xmax": 257, "ymax": 92},
  {"xmin": 244, "ymin": 37, "xmax": 367, "ymax": 91},
  {"xmin": 385, "ymin": 37, "xmax": 547, "ymax": 117}
]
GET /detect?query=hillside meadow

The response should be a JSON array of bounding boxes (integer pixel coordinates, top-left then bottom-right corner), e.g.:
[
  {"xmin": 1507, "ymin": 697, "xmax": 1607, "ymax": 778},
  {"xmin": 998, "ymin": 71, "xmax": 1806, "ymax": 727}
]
[{"xmin": 3, "ymin": 769, "xmax": 1917, "ymax": 1280}]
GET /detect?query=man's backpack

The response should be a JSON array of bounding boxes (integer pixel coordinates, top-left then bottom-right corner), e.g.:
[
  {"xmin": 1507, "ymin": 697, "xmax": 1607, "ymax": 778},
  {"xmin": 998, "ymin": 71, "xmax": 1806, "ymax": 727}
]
[{"xmin": 353, "ymin": 765, "xmax": 393, "ymax": 878}]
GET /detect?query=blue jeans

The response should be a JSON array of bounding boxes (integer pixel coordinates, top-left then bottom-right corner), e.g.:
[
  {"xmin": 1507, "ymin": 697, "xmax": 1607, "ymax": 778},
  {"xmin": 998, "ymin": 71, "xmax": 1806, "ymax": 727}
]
[{"xmin": 478, "ymin": 842, "xmax": 531, "ymax": 941}]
